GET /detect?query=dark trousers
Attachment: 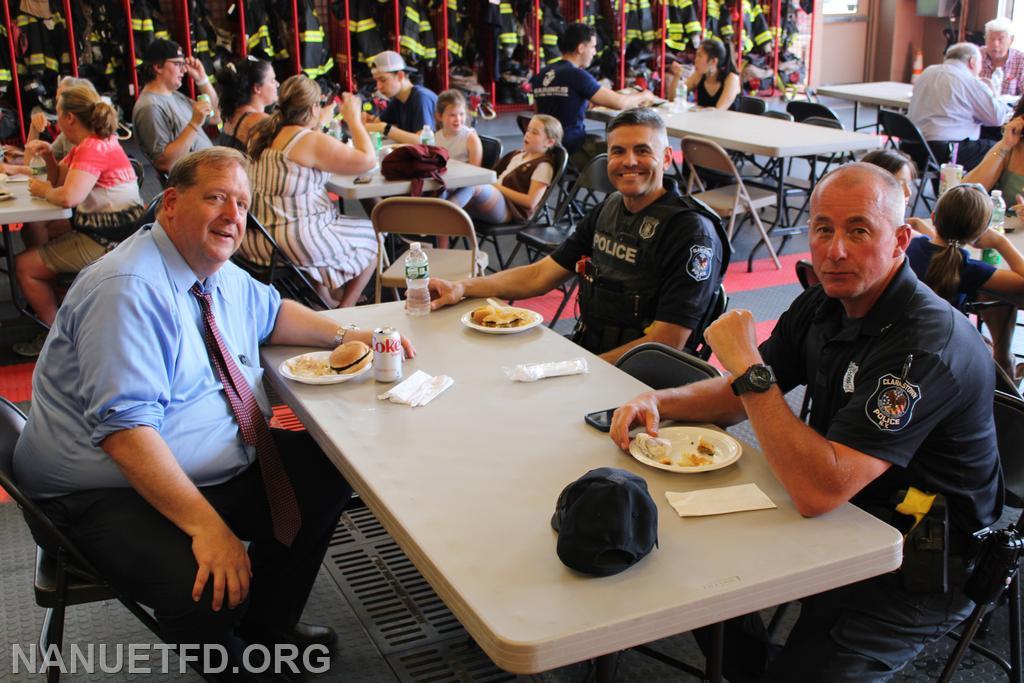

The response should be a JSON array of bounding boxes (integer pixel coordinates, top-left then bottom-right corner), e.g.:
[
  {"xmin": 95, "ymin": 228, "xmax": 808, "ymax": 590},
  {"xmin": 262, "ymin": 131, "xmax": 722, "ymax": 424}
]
[
  {"xmin": 30, "ymin": 429, "xmax": 351, "ymax": 650},
  {"xmin": 697, "ymin": 561, "xmax": 973, "ymax": 682}
]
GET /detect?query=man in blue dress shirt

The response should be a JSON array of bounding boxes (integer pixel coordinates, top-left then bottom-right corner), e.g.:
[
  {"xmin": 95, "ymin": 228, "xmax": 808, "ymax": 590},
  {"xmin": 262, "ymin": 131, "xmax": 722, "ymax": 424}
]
[{"xmin": 13, "ymin": 147, "xmax": 414, "ymax": 679}]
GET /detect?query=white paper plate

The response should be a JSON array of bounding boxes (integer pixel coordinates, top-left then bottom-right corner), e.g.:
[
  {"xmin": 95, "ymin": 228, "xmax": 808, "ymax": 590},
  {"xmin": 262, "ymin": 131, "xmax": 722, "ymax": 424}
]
[
  {"xmin": 278, "ymin": 351, "xmax": 372, "ymax": 385},
  {"xmin": 460, "ymin": 308, "xmax": 543, "ymax": 335},
  {"xmin": 6, "ymin": 174, "xmax": 29, "ymax": 182},
  {"xmin": 629, "ymin": 426, "xmax": 742, "ymax": 473}
]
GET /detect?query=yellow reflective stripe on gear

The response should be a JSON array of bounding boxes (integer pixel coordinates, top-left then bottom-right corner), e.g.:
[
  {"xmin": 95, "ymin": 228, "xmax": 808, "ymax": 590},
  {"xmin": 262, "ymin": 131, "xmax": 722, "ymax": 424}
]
[
  {"xmin": 447, "ymin": 39, "xmax": 463, "ymax": 57},
  {"xmin": 155, "ymin": 30, "xmax": 170, "ymax": 39},
  {"xmin": 684, "ymin": 20, "xmax": 701, "ymax": 33},
  {"xmin": 752, "ymin": 29, "xmax": 771, "ymax": 46},
  {"xmin": 405, "ymin": 6, "xmax": 420, "ymax": 22},
  {"xmin": 498, "ymin": 32, "xmax": 517, "ymax": 44},
  {"xmin": 300, "ymin": 30, "xmax": 324, "ymax": 41},
  {"xmin": 666, "ymin": 38, "xmax": 688, "ymax": 51},
  {"xmin": 351, "ymin": 19, "xmax": 377, "ymax": 31}
]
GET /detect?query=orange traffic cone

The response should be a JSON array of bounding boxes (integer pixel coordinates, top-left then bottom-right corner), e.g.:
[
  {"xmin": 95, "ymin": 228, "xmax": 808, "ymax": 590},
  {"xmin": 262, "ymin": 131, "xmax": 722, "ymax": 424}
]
[{"xmin": 911, "ymin": 49, "xmax": 924, "ymax": 84}]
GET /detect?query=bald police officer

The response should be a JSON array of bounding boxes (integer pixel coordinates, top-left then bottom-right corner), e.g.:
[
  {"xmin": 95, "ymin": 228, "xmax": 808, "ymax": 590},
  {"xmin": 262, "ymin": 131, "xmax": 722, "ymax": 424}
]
[
  {"xmin": 429, "ymin": 107, "xmax": 729, "ymax": 363},
  {"xmin": 611, "ymin": 162, "xmax": 1002, "ymax": 680}
]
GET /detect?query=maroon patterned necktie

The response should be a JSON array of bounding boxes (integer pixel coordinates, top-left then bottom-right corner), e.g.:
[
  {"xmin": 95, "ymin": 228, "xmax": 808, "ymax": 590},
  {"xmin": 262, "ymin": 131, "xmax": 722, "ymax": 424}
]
[{"xmin": 191, "ymin": 284, "xmax": 301, "ymax": 546}]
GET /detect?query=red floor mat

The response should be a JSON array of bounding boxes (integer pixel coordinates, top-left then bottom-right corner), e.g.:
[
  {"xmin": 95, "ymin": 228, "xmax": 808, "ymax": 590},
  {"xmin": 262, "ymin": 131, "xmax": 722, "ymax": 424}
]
[
  {"xmin": 0, "ymin": 362, "xmax": 34, "ymax": 403},
  {"xmin": 722, "ymin": 251, "xmax": 809, "ymax": 294}
]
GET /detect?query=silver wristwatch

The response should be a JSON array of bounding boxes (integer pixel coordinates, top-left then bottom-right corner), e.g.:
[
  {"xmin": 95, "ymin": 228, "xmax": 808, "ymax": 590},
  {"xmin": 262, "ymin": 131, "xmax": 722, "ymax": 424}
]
[{"xmin": 333, "ymin": 324, "xmax": 359, "ymax": 346}]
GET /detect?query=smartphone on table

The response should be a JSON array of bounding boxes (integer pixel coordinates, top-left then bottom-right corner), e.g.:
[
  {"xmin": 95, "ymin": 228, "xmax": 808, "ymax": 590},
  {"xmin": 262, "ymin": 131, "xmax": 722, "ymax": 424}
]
[{"xmin": 584, "ymin": 408, "xmax": 618, "ymax": 432}]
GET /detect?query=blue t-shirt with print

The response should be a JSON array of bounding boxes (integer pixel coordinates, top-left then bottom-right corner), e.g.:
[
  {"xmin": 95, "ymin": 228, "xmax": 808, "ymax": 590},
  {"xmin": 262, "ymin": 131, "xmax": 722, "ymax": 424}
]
[
  {"xmin": 905, "ymin": 235, "xmax": 996, "ymax": 310},
  {"xmin": 380, "ymin": 84, "xmax": 438, "ymax": 135},
  {"xmin": 530, "ymin": 61, "xmax": 601, "ymax": 153}
]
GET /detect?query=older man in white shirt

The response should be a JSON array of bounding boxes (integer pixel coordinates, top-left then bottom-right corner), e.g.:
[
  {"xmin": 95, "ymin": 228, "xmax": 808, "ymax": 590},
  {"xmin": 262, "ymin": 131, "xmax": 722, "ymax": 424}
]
[{"xmin": 907, "ymin": 42, "xmax": 1004, "ymax": 172}]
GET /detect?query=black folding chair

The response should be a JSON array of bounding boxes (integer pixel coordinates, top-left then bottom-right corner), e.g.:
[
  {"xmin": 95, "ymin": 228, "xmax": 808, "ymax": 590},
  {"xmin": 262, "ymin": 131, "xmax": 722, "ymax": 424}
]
[
  {"xmin": 473, "ymin": 145, "xmax": 569, "ymax": 271},
  {"xmin": 615, "ymin": 342, "xmax": 721, "ymax": 389},
  {"xmin": 479, "ymin": 134, "xmax": 503, "ymax": 170},
  {"xmin": 878, "ymin": 109, "xmax": 941, "ymax": 216},
  {"xmin": 786, "ymin": 100, "xmax": 842, "ymax": 125},
  {"xmin": 128, "ymin": 156, "xmax": 145, "ymax": 189},
  {"xmin": 939, "ymin": 390, "xmax": 1024, "ymax": 683},
  {"xmin": 231, "ymin": 214, "xmax": 332, "ymax": 310},
  {"xmin": 686, "ymin": 284, "xmax": 729, "ymax": 361},
  {"xmin": 0, "ymin": 397, "xmax": 213, "ymax": 683},
  {"xmin": 735, "ymin": 95, "xmax": 767, "ymax": 116}
]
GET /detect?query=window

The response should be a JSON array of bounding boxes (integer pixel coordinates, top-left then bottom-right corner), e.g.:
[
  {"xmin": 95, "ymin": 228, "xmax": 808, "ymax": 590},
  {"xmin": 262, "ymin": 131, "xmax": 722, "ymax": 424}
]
[{"xmin": 823, "ymin": 0, "xmax": 858, "ymax": 14}]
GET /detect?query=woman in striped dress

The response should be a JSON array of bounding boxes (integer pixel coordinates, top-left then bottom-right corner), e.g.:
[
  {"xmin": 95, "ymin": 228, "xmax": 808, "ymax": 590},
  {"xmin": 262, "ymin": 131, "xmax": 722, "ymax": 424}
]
[{"xmin": 244, "ymin": 75, "xmax": 378, "ymax": 307}]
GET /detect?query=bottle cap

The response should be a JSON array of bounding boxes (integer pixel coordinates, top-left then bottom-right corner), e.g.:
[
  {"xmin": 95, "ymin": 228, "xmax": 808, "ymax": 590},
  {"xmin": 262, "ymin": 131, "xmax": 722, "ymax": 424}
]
[
  {"xmin": 411, "ymin": 242, "xmax": 421, "ymax": 250},
  {"xmin": 993, "ymin": 190, "xmax": 1003, "ymax": 197}
]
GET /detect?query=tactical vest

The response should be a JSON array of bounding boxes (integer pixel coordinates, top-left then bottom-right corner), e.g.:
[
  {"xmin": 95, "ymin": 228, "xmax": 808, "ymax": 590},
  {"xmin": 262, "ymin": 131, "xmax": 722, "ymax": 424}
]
[{"xmin": 573, "ymin": 192, "xmax": 728, "ymax": 354}]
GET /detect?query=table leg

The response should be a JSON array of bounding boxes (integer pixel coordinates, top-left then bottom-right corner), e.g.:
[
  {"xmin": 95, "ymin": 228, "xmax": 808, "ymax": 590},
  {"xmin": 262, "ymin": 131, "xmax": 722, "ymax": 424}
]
[
  {"xmin": 852, "ymin": 102, "xmax": 859, "ymax": 131},
  {"xmin": 2, "ymin": 223, "xmax": 44, "ymax": 326},
  {"xmin": 594, "ymin": 652, "xmax": 618, "ymax": 683},
  {"xmin": 707, "ymin": 620, "xmax": 724, "ymax": 683}
]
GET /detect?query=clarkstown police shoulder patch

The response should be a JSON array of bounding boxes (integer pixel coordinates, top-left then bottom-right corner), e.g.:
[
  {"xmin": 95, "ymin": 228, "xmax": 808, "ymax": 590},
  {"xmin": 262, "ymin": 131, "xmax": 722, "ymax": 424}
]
[
  {"xmin": 687, "ymin": 245, "xmax": 713, "ymax": 281},
  {"xmin": 865, "ymin": 373, "xmax": 921, "ymax": 432}
]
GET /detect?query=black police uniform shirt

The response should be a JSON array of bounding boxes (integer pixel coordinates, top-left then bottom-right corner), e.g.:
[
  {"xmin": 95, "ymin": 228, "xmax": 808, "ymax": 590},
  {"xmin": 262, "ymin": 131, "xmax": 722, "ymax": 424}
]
[
  {"xmin": 550, "ymin": 178, "xmax": 724, "ymax": 336},
  {"xmin": 759, "ymin": 261, "xmax": 1002, "ymax": 536}
]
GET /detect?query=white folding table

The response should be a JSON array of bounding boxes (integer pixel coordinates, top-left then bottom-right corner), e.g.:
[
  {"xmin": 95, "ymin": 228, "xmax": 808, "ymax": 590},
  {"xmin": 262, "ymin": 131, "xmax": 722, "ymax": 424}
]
[
  {"xmin": 326, "ymin": 159, "xmax": 496, "ymax": 199},
  {"xmin": 261, "ymin": 300, "xmax": 903, "ymax": 679},
  {"xmin": 816, "ymin": 81, "xmax": 913, "ymax": 130},
  {"xmin": 0, "ymin": 180, "xmax": 72, "ymax": 322}
]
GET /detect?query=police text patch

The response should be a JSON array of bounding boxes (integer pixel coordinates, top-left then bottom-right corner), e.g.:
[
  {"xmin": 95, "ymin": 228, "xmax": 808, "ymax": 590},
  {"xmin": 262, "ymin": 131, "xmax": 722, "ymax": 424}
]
[
  {"xmin": 865, "ymin": 373, "xmax": 921, "ymax": 432},
  {"xmin": 687, "ymin": 245, "xmax": 713, "ymax": 281}
]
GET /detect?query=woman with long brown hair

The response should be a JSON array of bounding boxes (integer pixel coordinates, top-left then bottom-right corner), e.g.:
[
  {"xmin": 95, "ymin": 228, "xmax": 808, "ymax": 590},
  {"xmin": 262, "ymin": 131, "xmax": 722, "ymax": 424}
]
[{"xmin": 244, "ymin": 75, "xmax": 377, "ymax": 307}]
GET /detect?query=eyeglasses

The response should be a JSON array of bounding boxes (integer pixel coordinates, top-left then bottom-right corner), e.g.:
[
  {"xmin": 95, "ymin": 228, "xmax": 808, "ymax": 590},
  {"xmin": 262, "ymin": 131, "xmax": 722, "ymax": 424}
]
[{"xmin": 164, "ymin": 59, "xmax": 185, "ymax": 68}]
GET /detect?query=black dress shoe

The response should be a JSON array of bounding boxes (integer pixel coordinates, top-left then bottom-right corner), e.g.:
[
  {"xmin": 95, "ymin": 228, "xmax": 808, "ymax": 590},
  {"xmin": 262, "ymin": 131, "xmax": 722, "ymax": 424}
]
[{"xmin": 239, "ymin": 621, "xmax": 338, "ymax": 652}]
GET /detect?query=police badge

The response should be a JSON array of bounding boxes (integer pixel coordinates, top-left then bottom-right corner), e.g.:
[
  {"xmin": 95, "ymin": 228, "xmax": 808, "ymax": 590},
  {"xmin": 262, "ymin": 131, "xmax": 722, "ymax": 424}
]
[
  {"xmin": 687, "ymin": 245, "xmax": 713, "ymax": 281},
  {"xmin": 865, "ymin": 373, "xmax": 921, "ymax": 432},
  {"xmin": 638, "ymin": 216, "xmax": 659, "ymax": 240}
]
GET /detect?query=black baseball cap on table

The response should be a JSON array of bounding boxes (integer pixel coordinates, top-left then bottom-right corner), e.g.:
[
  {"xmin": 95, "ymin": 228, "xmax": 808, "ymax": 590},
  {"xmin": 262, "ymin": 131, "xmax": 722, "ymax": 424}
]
[{"xmin": 551, "ymin": 467, "xmax": 659, "ymax": 576}]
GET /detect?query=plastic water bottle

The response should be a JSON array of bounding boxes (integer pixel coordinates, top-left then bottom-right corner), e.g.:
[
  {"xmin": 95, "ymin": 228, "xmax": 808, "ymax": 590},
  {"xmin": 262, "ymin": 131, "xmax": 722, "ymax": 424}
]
[
  {"xmin": 420, "ymin": 125, "xmax": 435, "ymax": 146},
  {"xmin": 327, "ymin": 118, "xmax": 343, "ymax": 141},
  {"xmin": 29, "ymin": 154, "xmax": 45, "ymax": 177},
  {"xmin": 983, "ymin": 190, "xmax": 1006, "ymax": 266},
  {"xmin": 404, "ymin": 242, "xmax": 431, "ymax": 316},
  {"xmin": 992, "ymin": 66, "xmax": 1005, "ymax": 95}
]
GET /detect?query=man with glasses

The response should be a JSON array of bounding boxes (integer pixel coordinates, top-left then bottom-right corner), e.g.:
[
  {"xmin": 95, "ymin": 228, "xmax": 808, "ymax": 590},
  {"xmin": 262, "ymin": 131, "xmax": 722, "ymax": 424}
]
[
  {"xmin": 363, "ymin": 51, "xmax": 438, "ymax": 145},
  {"xmin": 132, "ymin": 39, "xmax": 218, "ymax": 176}
]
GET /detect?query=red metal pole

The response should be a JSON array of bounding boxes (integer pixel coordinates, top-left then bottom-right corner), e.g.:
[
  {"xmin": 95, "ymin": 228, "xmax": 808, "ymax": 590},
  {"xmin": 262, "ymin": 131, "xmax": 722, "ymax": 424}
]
[
  {"xmin": 771, "ymin": 0, "xmax": 780, "ymax": 96},
  {"xmin": 534, "ymin": 0, "xmax": 540, "ymax": 71},
  {"xmin": 659, "ymin": 0, "xmax": 667, "ymax": 98},
  {"xmin": 122, "ymin": 0, "xmax": 140, "ymax": 99},
  {"xmin": 2, "ymin": 0, "xmax": 24, "ymax": 143},
  {"xmin": 344, "ymin": 0, "xmax": 353, "ymax": 90},
  {"xmin": 393, "ymin": 0, "xmax": 401, "ymax": 51},
  {"xmin": 61, "ymin": 0, "xmax": 77, "ymax": 76},
  {"xmin": 619, "ymin": 0, "xmax": 626, "ymax": 88},
  {"xmin": 238, "ymin": 0, "xmax": 248, "ymax": 57},
  {"xmin": 805, "ymin": 0, "xmax": 815, "ymax": 94},
  {"xmin": 292, "ymin": 0, "xmax": 302, "ymax": 75},
  {"xmin": 440, "ymin": 0, "xmax": 449, "ymax": 89},
  {"xmin": 179, "ymin": 0, "xmax": 195, "ymax": 98}
]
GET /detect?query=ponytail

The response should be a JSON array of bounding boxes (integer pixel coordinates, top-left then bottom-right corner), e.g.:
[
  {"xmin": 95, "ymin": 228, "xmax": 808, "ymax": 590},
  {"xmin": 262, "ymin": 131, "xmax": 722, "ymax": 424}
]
[{"xmin": 927, "ymin": 183, "xmax": 993, "ymax": 304}]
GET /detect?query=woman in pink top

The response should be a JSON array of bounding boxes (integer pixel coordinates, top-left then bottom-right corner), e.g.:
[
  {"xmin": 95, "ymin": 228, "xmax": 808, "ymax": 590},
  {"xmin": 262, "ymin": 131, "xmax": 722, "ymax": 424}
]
[{"xmin": 15, "ymin": 84, "xmax": 144, "ymax": 352}]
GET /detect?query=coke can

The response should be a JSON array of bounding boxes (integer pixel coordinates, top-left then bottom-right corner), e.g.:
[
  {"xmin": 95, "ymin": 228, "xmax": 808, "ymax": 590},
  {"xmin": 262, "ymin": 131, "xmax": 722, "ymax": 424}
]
[{"xmin": 372, "ymin": 326, "xmax": 403, "ymax": 382}]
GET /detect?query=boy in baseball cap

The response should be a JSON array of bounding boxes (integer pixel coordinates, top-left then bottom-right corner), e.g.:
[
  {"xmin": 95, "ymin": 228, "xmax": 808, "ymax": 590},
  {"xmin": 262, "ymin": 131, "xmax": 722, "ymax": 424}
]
[{"xmin": 364, "ymin": 51, "xmax": 438, "ymax": 145}]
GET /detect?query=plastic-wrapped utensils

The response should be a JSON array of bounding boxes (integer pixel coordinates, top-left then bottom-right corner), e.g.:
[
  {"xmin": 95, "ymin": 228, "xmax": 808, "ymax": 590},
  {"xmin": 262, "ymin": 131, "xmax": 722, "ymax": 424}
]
[{"xmin": 504, "ymin": 358, "xmax": 589, "ymax": 382}]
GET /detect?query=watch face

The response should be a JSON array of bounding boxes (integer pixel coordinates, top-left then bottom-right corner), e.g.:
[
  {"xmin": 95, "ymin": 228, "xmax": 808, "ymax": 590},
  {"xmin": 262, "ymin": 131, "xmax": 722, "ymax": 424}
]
[{"xmin": 749, "ymin": 365, "xmax": 773, "ymax": 388}]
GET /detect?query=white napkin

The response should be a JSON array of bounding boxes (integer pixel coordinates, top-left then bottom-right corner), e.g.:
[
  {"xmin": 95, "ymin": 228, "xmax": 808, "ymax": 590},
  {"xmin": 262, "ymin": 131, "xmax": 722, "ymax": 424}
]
[
  {"xmin": 377, "ymin": 370, "xmax": 454, "ymax": 407},
  {"xmin": 505, "ymin": 358, "xmax": 588, "ymax": 382},
  {"xmin": 665, "ymin": 484, "xmax": 776, "ymax": 517}
]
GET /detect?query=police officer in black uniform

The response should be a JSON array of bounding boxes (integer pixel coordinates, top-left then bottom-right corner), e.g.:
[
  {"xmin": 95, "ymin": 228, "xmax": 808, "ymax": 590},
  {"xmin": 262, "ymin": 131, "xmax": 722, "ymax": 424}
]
[
  {"xmin": 428, "ymin": 108, "xmax": 729, "ymax": 363},
  {"xmin": 610, "ymin": 162, "xmax": 1002, "ymax": 681}
]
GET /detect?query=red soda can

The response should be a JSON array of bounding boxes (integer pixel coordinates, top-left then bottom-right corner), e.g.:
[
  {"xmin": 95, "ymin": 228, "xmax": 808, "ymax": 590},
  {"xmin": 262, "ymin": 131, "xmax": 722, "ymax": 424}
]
[{"xmin": 372, "ymin": 326, "xmax": 403, "ymax": 382}]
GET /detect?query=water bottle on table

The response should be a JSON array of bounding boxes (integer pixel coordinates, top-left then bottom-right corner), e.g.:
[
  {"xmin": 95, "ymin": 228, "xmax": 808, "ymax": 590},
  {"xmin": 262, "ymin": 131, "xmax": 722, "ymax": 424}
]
[
  {"xmin": 420, "ymin": 125, "xmax": 435, "ymax": 146},
  {"xmin": 674, "ymin": 82, "xmax": 687, "ymax": 111},
  {"xmin": 29, "ymin": 154, "xmax": 46, "ymax": 177},
  {"xmin": 983, "ymin": 190, "xmax": 1006, "ymax": 266},
  {"xmin": 404, "ymin": 242, "xmax": 431, "ymax": 316}
]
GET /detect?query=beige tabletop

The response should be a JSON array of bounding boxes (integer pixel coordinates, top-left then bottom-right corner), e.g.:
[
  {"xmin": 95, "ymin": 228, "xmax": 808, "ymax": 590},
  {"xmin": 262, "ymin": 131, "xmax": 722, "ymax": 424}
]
[
  {"xmin": 589, "ymin": 106, "xmax": 883, "ymax": 158},
  {"xmin": 261, "ymin": 301, "xmax": 903, "ymax": 674},
  {"xmin": 326, "ymin": 159, "xmax": 497, "ymax": 200},
  {"xmin": 816, "ymin": 81, "xmax": 913, "ymax": 110},
  {"xmin": 0, "ymin": 178, "xmax": 72, "ymax": 223}
]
